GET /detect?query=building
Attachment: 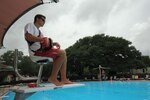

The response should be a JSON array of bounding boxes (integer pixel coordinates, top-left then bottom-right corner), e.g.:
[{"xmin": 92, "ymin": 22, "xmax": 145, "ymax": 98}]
[
  {"xmin": 0, "ymin": 63, "xmax": 15, "ymax": 83},
  {"xmin": 131, "ymin": 67, "xmax": 150, "ymax": 74}
]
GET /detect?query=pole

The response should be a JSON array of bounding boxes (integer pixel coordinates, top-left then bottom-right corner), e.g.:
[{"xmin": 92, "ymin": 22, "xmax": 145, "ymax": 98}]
[
  {"xmin": 14, "ymin": 49, "xmax": 18, "ymax": 70},
  {"xmin": 14, "ymin": 49, "xmax": 18, "ymax": 82},
  {"xmin": 99, "ymin": 65, "xmax": 102, "ymax": 81}
]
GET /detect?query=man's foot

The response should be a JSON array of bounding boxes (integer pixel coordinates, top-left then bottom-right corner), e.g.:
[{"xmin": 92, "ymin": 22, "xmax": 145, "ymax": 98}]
[
  {"xmin": 48, "ymin": 78, "xmax": 63, "ymax": 86},
  {"xmin": 61, "ymin": 79, "xmax": 74, "ymax": 84}
]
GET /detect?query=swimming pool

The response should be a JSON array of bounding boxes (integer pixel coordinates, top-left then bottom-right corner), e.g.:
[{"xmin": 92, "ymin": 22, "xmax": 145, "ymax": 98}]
[{"xmin": 3, "ymin": 81, "xmax": 150, "ymax": 100}]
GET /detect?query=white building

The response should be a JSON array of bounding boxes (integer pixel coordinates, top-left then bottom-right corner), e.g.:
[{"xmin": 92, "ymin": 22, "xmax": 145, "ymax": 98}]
[{"xmin": 131, "ymin": 67, "xmax": 150, "ymax": 74}]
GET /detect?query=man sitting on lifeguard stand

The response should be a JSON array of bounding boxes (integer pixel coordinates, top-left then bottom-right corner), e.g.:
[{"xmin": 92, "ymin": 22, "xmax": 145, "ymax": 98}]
[{"xmin": 24, "ymin": 14, "xmax": 73, "ymax": 86}]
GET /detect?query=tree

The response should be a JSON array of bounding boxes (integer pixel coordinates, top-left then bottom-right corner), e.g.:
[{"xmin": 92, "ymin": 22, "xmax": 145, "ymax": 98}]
[
  {"xmin": 1, "ymin": 50, "xmax": 23, "ymax": 66},
  {"xmin": 66, "ymin": 34, "xmax": 150, "ymax": 78},
  {"xmin": 18, "ymin": 56, "xmax": 38, "ymax": 76},
  {"xmin": 0, "ymin": 50, "xmax": 57, "ymax": 80}
]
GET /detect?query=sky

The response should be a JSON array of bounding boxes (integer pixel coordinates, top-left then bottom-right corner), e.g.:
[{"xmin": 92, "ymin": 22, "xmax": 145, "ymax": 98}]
[{"xmin": 1, "ymin": 0, "xmax": 150, "ymax": 56}]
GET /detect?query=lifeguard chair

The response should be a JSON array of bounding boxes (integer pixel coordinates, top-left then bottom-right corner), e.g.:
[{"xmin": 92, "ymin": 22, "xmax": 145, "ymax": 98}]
[{"xmin": 14, "ymin": 49, "xmax": 52, "ymax": 85}]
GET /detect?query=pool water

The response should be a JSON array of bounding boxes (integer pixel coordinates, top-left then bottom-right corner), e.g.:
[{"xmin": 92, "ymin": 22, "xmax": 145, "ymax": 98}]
[{"xmin": 3, "ymin": 81, "xmax": 150, "ymax": 100}]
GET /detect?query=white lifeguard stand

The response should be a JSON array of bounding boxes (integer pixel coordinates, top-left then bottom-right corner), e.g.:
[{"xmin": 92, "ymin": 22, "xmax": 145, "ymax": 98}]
[
  {"xmin": 13, "ymin": 49, "xmax": 53, "ymax": 100},
  {"xmin": 12, "ymin": 49, "xmax": 85, "ymax": 100}
]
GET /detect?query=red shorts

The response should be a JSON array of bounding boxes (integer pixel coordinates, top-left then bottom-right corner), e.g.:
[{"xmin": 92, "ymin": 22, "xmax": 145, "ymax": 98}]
[{"xmin": 34, "ymin": 48, "xmax": 59, "ymax": 60}]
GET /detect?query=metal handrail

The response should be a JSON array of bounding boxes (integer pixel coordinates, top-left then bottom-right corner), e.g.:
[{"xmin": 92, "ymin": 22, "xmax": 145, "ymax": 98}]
[{"xmin": 14, "ymin": 49, "xmax": 37, "ymax": 81}]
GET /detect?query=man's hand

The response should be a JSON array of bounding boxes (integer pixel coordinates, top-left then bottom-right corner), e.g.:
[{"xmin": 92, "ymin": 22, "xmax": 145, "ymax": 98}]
[
  {"xmin": 40, "ymin": 37, "xmax": 50, "ymax": 48},
  {"xmin": 53, "ymin": 42, "xmax": 60, "ymax": 49}
]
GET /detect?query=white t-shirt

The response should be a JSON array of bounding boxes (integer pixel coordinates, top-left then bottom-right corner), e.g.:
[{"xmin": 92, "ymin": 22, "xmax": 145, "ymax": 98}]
[{"xmin": 24, "ymin": 23, "xmax": 43, "ymax": 53}]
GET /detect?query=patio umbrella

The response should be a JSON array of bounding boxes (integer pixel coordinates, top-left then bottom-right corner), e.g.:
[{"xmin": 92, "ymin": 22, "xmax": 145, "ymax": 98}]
[{"xmin": 0, "ymin": 0, "xmax": 59, "ymax": 48}]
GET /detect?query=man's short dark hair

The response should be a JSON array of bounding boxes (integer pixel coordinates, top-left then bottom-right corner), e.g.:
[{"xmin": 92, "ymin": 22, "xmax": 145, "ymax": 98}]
[{"xmin": 34, "ymin": 14, "xmax": 46, "ymax": 23}]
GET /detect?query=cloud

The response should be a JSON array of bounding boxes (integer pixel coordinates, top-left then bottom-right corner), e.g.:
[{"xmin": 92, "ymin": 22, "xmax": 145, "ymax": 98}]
[
  {"xmin": 132, "ymin": 18, "xmax": 150, "ymax": 55},
  {"xmin": 105, "ymin": 0, "xmax": 150, "ymax": 40},
  {"xmin": 75, "ymin": 0, "xmax": 118, "ymax": 24},
  {"xmin": 1, "ymin": 0, "xmax": 150, "ymax": 56}
]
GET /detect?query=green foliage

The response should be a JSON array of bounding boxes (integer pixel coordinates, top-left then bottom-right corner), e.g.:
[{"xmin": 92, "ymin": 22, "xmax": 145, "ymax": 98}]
[
  {"xmin": 18, "ymin": 56, "xmax": 38, "ymax": 76},
  {"xmin": 66, "ymin": 34, "xmax": 150, "ymax": 77},
  {"xmin": 0, "ymin": 50, "xmax": 52, "ymax": 77},
  {"xmin": 1, "ymin": 50, "xmax": 23, "ymax": 66}
]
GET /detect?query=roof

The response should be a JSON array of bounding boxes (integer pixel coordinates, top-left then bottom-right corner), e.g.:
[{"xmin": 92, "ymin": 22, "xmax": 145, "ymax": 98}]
[
  {"xmin": 0, "ymin": 63, "xmax": 14, "ymax": 71},
  {"xmin": 0, "ymin": 0, "xmax": 43, "ymax": 48}
]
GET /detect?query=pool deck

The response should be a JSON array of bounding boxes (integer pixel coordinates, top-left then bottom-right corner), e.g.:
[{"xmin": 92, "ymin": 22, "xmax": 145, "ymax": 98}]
[
  {"xmin": 0, "ymin": 87, "xmax": 9, "ymax": 96},
  {"xmin": 0, "ymin": 87, "xmax": 9, "ymax": 100},
  {"xmin": 0, "ymin": 85, "xmax": 19, "ymax": 100}
]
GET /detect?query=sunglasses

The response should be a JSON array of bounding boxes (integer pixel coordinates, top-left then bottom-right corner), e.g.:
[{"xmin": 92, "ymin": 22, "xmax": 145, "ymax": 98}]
[{"xmin": 40, "ymin": 17, "xmax": 45, "ymax": 22}]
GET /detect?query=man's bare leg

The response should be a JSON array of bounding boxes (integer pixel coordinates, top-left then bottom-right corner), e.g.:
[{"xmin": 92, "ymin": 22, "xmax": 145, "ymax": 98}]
[
  {"xmin": 60, "ymin": 53, "xmax": 73, "ymax": 84},
  {"xmin": 48, "ymin": 50, "xmax": 65, "ymax": 86}
]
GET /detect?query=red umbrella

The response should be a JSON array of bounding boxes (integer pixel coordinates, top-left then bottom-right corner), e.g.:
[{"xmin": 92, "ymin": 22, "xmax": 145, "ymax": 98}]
[{"xmin": 0, "ymin": 0, "xmax": 58, "ymax": 48}]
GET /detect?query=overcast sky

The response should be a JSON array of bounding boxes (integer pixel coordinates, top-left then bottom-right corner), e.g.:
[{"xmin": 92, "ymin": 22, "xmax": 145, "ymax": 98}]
[{"xmin": 1, "ymin": 0, "xmax": 150, "ymax": 56}]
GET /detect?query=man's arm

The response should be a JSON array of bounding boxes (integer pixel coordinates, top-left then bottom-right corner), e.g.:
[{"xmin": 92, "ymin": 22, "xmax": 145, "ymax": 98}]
[
  {"xmin": 25, "ymin": 33, "xmax": 42, "ymax": 42},
  {"xmin": 25, "ymin": 33, "xmax": 52, "ymax": 48}
]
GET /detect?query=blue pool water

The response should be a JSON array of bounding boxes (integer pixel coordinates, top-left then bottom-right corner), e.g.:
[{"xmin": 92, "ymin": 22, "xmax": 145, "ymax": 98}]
[{"xmin": 3, "ymin": 81, "xmax": 150, "ymax": 100}]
